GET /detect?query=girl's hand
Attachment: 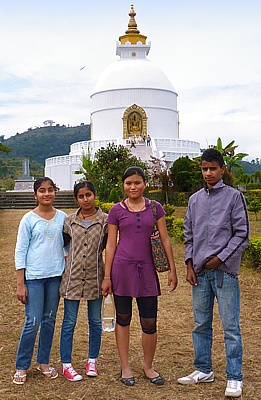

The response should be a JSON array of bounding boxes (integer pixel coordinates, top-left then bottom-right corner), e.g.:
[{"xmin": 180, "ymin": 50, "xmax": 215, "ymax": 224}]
[
  {"xmin": 101, "ymin": 279, "xmax": 112, "ymax": 295},
  {"xmin": 168, "ymin": 269, "xmax": 178, "ymax": 292},
  {"xmin": 17, "ymin": 283, "xmax": 28, "ymax": 304}
]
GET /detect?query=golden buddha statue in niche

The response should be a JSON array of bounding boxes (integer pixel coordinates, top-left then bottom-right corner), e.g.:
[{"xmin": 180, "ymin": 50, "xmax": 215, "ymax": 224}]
[{"xmin": 128, "ymin": 112, "xmax": 142, "ymax": 135}]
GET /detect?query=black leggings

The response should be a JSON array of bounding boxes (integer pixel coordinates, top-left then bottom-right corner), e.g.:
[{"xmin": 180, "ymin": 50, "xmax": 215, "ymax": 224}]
[{"xmin": 113, "ymin": 295, "xmax": 158, "ymax": 335}]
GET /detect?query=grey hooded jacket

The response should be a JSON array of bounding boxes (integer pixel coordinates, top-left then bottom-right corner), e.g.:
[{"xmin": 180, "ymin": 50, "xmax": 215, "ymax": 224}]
[{"xmin": 184, "ymin": 179, "xmax": 249, "ymax": 277}]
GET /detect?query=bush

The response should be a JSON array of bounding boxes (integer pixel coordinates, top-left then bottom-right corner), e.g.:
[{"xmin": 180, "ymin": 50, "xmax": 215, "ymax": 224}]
[
  {"xmin": 173, "ymin": 218, "xmax": 185, "ymax": 243},
  {"xmin": 165, "ymin": 216, "xmax": 175, "ymax": 236},
  {"xmin": 246, "ymin": 184, "xmax": 261, "ymax": 190},
  {"xmin": 0, "ymin": 178, "xmax": 14, "ymax": 190},
  {"xmin": 242, "ymin": 236, "xmax": 261, "ymax": 270},
  {"xmin": 247, "ymin": 189, "xmax": 261, "ymax": 199},
  {"xmin": 177, "ymin": 192, "xmax": 188, "ymax": 206},
  {"xmin": 163, "ymin": 204, "xmax": 175, "ymax": 216},
  {"xmin": 96, "ymin": 201, "xmax": 115, "ymax": 214}
]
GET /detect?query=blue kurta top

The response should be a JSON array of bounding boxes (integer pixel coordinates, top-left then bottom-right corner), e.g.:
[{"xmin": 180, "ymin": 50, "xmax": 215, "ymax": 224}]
[
  {"xmin": 15, "ymin": 209, "xmax": 66, "ymax": 280},
  {"xmin": 107, "ymin": 198, "xmax": 165, "ymax": 297}
]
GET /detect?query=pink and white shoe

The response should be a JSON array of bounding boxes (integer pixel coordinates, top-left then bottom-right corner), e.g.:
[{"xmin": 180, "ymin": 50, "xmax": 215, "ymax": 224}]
[
  {"xmin": 61, "ymin": 365, "xmax": 83, "ymax": 381},
  {"xmin": 86, "ymin": 361, "xmax": 98, "ymax": 377}
]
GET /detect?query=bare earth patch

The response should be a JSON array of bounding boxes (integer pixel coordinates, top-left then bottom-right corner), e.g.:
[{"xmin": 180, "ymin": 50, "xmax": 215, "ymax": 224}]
[{"xmin": 0, "ymin": 208, "xmax": 260, "ymax": 399}]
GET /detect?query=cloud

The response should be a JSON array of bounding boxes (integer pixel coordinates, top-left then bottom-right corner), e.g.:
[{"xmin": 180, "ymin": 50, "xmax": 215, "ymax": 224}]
[
  {"xmin": 0, "ymin": 0, "xmax": 260, "ymax": 160},
  {"xmin": 177, "ymin": 83, "xmax": 261, "ymax": 159}
]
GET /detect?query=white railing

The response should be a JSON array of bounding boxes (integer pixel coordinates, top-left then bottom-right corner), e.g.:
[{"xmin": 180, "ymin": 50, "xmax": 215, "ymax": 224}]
[{"xmin": 45, "ymin": 137, "xmax": 200, "ymax": 168}]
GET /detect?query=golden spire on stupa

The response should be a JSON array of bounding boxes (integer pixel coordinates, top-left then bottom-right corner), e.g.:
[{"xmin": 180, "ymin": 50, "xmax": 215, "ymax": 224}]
[{"xmin": 119, "ymin": 4, "xmax": 147, "ymax": 45}]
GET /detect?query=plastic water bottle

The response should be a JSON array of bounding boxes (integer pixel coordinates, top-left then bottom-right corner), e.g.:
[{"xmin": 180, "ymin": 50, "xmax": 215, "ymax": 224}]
[{"xmin": 102, "ymin": 294, "xmax": 115, "ymax": 332}]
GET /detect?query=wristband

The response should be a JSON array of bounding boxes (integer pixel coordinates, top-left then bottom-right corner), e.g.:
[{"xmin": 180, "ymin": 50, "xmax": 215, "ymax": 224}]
[{"xmin": 103, "ymin": 277, "xmax": 111, "ymax": 280}]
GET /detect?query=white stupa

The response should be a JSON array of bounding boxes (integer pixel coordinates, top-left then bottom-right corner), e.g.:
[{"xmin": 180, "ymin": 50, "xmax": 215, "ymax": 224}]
[{"xmin": 45, "ymin": 4, "xmax": 200, "ymax": 190}]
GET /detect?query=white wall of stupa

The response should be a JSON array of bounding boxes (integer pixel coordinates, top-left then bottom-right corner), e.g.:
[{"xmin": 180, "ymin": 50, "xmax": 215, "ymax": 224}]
[{"xmin": 45, "ymin": 4, "xmax": 200, "ymax": 190}]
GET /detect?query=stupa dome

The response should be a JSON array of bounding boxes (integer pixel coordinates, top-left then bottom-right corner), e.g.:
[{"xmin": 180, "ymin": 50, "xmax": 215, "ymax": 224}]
[{"xmin": 92, "ymin": 59, "xmax": 176, "ymax": 95}]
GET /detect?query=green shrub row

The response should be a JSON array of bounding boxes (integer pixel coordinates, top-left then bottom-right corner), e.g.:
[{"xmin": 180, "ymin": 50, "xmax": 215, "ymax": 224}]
[
  {"xmin": 242, "ymin": 236, "xmax": 261, "ymax": 270},
  {"xmin": 246, "ymin": 189, "xmax": 261, "ymax": 199},
  {"xmin": 245, "ymin": 184, "xmax": 261, "ymax": 190}
]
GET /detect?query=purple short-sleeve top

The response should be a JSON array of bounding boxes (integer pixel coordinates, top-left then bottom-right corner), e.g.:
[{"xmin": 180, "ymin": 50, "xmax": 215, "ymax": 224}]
[{"xmin": 107, "ymin": 198, "xmax": 165, "ymax": 297}]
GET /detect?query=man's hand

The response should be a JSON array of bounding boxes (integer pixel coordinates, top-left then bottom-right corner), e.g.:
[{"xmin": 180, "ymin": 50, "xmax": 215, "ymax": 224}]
[
  {"xmin": 205, "ymin": 256, "xmax": 221, "ymax": 271},
  {"xmin": 186, "ymin": 262, "xmax": 197, "ymax": 286}
]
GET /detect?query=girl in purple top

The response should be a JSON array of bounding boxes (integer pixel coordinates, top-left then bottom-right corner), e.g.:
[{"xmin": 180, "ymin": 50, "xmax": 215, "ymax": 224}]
[{"xmin": 102, "ymin": 166, "xmax": 178, "ymax": 387}]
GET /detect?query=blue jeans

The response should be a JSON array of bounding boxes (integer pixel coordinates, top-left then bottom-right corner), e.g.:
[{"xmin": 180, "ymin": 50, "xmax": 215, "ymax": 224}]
[
  {"xmin": 60, "ymin": 298, "xmax": 102, "ymax": 363},
  {"xmin": 192, "ymin": 270, "xmax": 242, "ymax": 381},
  {"xmin": 16, "ymin": 276, "xmax": 61, "ymax": 370}
]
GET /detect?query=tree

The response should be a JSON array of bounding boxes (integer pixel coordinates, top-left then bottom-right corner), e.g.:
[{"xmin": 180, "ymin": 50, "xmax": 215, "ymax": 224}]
[
  {"xmin": 251, "ymin": 171, "xmax": 261, "ymax": 184},
  {"xmin": 214, "ymin": 138, "xmax": 248, "ymax": 174},
  {"xmin": 234, "ymin": 170, "xmax": 251, "ymax": 186},
  {"xmin": 74, "ymin": 149, "xmax": 96, "ymax": 182},
  {"xmin": 169, "ymin": 156, "xmax": 203, "ymax": 192},
  {"xmin": 76, "ymin": 143, "xmax": 148, "ymax": 201},
  {"xmin": 0, "ymin": 143, "xmax": 12, "ymax": 154},
  {"xmin": 148, "ymin": 156, "xmax": 170, "ymax": 203},
  {"xmin": 108, "ymin": 188, "xmax": 120, "ymax": 203},
  {"xmin": 247, "ymin": 198, "xmax": 261, "ymax": 221}
]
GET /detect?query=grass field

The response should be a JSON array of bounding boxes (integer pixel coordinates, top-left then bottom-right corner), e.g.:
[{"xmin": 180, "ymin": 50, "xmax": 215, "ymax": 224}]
[{"xmin": 0, "ymin": 208, "xmax": 260, "ymax": 400}]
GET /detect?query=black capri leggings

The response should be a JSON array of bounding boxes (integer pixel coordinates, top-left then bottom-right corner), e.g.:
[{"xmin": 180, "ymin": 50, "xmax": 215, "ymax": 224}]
[{"xmin": 113, "ymin": 295, "xmax": 158, "ymax": 335}]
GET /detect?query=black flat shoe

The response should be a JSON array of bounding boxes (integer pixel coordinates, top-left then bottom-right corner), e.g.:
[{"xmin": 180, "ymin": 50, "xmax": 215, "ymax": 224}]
[
  {"xmin": 120, "ymin": 371, "xmax": 135, "ymax": 386},
  {"xmin": 144, "ymin": 372, "xmax": 164, "ymax": 386},
  {"xmin": 121, "ymin": 376, "xmax": 135, "ymax": 386}
]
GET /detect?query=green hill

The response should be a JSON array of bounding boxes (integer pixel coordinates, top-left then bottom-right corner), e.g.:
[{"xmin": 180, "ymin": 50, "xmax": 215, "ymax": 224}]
[
  {"xmin": 239, "ymin": 161, "xmax": 261, "ymax": 174},
  {"xmin": 1, "ymin": 124, "xmax": 90, "ymax": 165}
]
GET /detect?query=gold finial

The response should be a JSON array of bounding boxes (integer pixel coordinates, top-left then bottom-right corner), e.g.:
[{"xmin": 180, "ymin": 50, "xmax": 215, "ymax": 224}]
[
  {"xmin": 125, "ymin": 4, "xmax": 140, "ymax": 34},
  {"xmin": 119, "ymin": 4, "xmax": 147, "ymax": 45}
]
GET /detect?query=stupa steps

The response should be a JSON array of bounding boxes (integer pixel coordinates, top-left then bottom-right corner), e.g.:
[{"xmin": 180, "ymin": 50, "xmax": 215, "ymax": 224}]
[{"xmin": 0, "ymin": 191, "xmax": 77, "ymax": 209}]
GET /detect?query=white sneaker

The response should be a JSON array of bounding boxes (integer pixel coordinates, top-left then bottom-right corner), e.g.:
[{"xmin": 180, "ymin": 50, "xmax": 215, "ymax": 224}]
[
  {"xmin": 225, "ymin": 380, "xmax": 243, "ymax": 397},
  {"xmin": 178, "ymin": 370, "xmax": 214, "ymax": 385}
]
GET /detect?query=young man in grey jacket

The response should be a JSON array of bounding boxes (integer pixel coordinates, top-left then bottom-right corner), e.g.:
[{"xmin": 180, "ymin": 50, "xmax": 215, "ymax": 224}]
[{"xmin": 178, "ymin": 148, "xmax": 249, "ymax": 398}]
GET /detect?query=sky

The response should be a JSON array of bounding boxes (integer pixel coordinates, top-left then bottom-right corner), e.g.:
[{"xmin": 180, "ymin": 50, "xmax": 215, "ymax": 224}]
[{"xmin": 0, "ymin": 0, "xmax": 261, "ymax": 161}]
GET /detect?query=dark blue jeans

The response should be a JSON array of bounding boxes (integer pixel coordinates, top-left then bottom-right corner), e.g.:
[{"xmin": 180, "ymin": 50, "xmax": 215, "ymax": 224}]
[{"xmin": 16, "ymin": 276, "xmax": 61, "ymax": 370}]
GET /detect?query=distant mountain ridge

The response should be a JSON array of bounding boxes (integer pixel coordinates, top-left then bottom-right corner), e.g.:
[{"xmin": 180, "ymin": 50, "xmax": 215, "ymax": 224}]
[
  {"xmin": 1, "ymin": 125, "xmax": 260, "ymax": 177},
  {"xmin": 1, "ymin": 124, "xmax": 90, "ymax": 165}
]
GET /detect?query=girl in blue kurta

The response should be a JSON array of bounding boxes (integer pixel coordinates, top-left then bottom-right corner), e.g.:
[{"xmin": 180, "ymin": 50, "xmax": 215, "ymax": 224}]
[
  {"xmin": 13, "ymin": 177, "xmax": 66, "ymax": 385},
  {"xmin": 102, "ymin": 166, "xmax": 178, "ymax": 387}
]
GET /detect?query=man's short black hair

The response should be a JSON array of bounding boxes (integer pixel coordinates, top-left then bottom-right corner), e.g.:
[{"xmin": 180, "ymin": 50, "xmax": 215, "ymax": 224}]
[{"xmin": 200, "ymin": 148, "xmax": 225, "ymax": 167}]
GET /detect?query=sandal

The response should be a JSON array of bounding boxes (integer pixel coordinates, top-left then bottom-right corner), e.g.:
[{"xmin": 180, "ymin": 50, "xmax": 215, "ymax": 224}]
[
  {"xmin": 37, "ymin": 366, "xmax": 58, "ymax": 379},
  {"xmin": 13, "ymin": 371, "xmax": 27, "ymax": 385}
]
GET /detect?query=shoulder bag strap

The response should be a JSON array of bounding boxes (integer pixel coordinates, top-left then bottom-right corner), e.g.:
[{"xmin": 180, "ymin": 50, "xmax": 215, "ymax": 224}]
[{"xmin": 151, "ymin": 200, "xmax": 157, "ymax": 228}]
